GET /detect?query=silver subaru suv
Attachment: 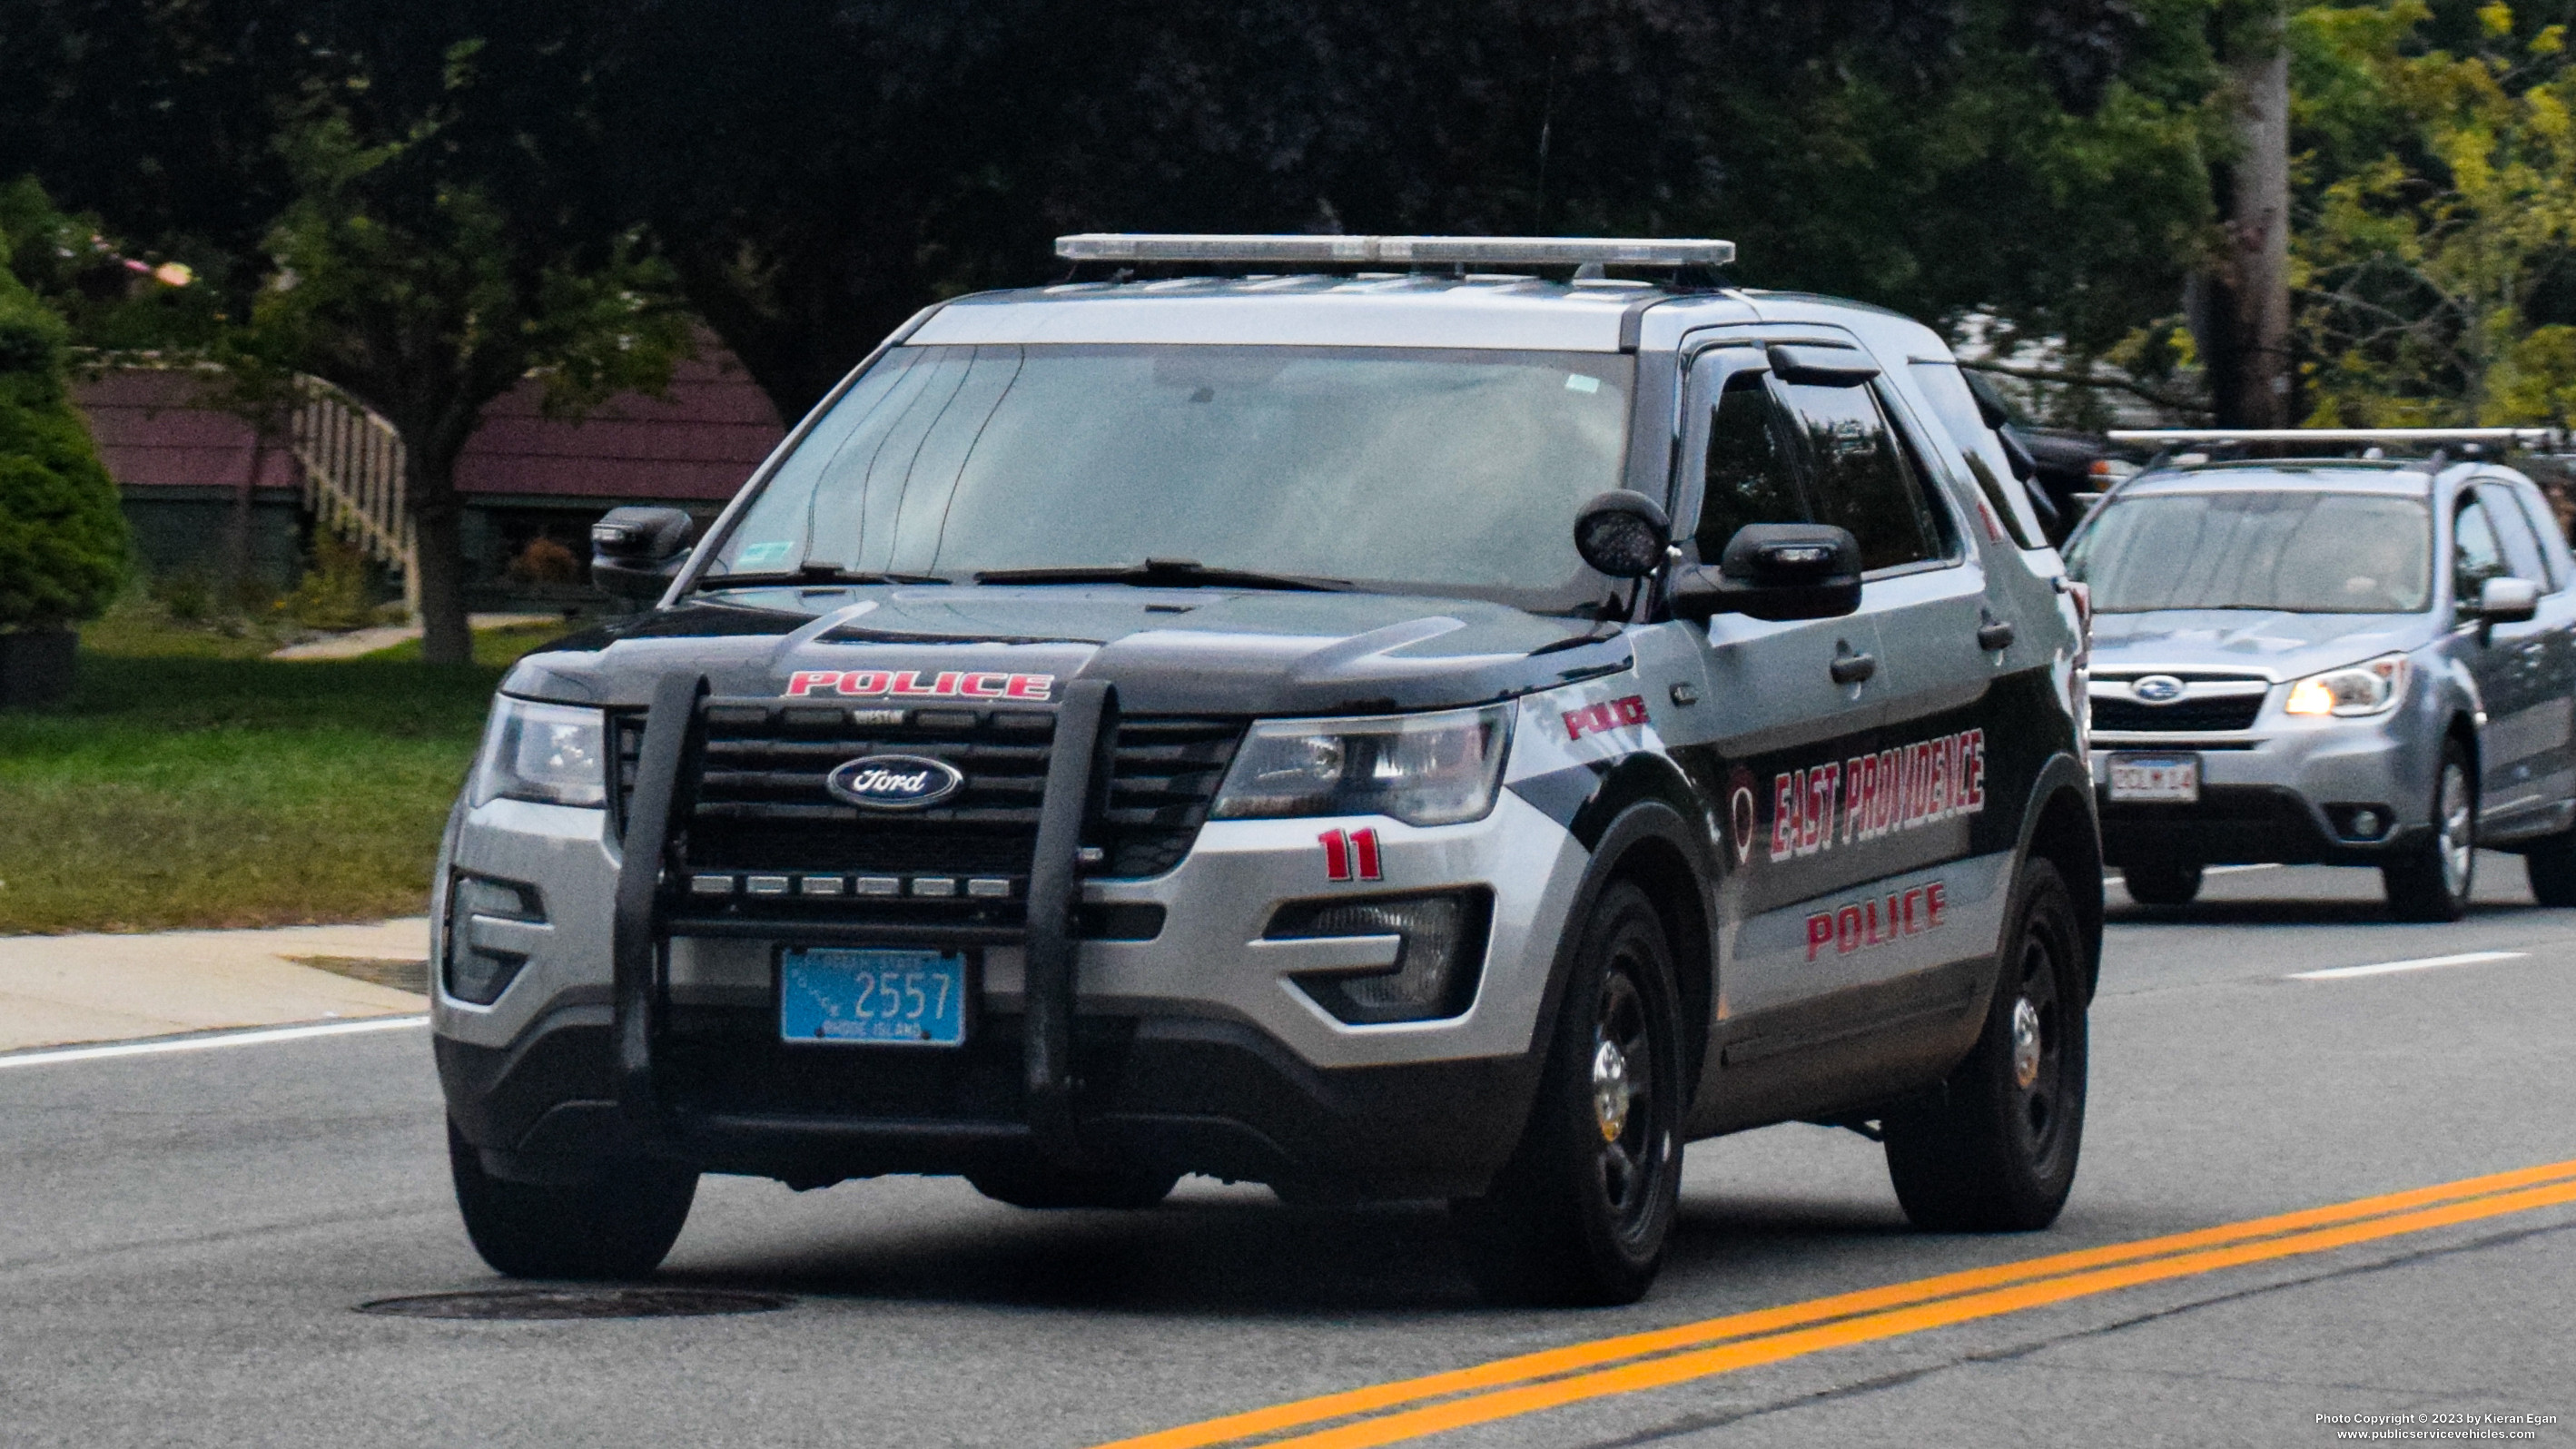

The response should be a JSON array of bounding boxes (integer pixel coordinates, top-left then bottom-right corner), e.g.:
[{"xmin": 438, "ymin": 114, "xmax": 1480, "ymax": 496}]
[{"xmin": 2064, "ymin": 437, "xmax": 2576, "ymax": 919}]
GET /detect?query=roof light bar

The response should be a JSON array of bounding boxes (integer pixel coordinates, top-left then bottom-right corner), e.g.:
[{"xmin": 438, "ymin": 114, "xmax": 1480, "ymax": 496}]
[
  {"xmin": 1054, "ymin": 233, "xmax": 1737, "ymax": 268},
  {"xmin": 2108, "ymin": 427, "xmax": 2565, "ymax": 448}
]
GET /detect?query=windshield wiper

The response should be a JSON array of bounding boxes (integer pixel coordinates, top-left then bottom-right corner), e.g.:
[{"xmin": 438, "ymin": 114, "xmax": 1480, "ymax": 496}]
[
  {"xmin": 700, "ymin": 565, "xmax": 951, "ymax": 589},
  {"xmin": 973, "ymin": 557, "xmax": 1350, "ymax": 591}
]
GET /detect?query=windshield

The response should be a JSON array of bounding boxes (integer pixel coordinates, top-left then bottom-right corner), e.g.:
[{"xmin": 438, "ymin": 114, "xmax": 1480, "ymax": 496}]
[
  {"xmin": 701, "ymin": 343, "xmax": 1635, "ymax": 611},
  {"xmin": 2067, "ymin": 489, "xmax": 2433, "ymax": 614}
]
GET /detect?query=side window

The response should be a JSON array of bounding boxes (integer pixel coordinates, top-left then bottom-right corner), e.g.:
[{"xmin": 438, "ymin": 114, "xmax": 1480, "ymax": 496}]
[
  {"xmin": 2479, "ymin": 483, "xmax": 2548, "ymax": 585},
  {"xmin": 1907, "ymin": 360, "xmax": 2045, "ymax": 548},
  {"xmin": 1775, "ymin": 379, "xmax": 1945, "ymax": 573},
  {"xmin": 2454, "ymin": 497, "xmax": 2508, "ymax": 609},
  {"xmin": 2503, "ymin": 483, "xmax": 2565, "ymax": 592},
  {"xmin": 1694, "ymin": 371, "xmax": 1805, "ymax": 559}
]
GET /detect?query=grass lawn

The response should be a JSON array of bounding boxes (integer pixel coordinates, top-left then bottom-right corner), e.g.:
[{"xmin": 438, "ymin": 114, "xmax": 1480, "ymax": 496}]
[{"xmin": 0, "ymin": 614, "xmax": 568, "ymax": 933}]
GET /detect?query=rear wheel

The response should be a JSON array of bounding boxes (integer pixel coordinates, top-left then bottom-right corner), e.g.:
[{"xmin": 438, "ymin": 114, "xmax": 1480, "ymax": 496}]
[
  {"xmin": 2120, "ymin": 860, "xmax": 2203, "ymax": 906},
  {"xmin": 1883, "ymin": 860, "xmax": 2087, "ymax": 1232},
  {"xmin": 967, "ymin": 1163, "xmax": 1179, "ymax": 1209},
  {"xmin": 449, "ymin": 1118, "xmax": 696, "ymax": 1279},
  {"xmin": 2384, "ymin": 742, "xmax": 2475, "ymax": 922},
  {"xmin": 1454, "ymin": 882, "xmax": 1683, "ymax": 1306},
  {"xmin": 2525, "ymin": 829, "xmax": 2576, "ymax": 907}
]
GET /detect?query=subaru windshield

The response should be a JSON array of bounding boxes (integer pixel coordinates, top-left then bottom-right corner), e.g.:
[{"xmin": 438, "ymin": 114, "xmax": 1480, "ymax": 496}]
[
  {"xmin": 699, "ymin": 343, "xmax": 1636, "ymax": 614},
  {"xmin": 2067, "ymin": 488, "xmax": 2433, "ymax": 615}
]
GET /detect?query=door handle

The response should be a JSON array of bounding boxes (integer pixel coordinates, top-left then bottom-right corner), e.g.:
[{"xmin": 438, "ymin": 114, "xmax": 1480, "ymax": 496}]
[
  {"xmin": 1830, "ymin": 651, "xmax": 1878, "ymax": 685},
  {"xmin": 1977, "ymin": 619, "xmax": 2016, "ymax": 651}
]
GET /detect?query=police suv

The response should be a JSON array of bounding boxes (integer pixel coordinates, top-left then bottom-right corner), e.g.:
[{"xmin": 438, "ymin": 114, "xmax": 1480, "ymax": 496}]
[{"xmin": 436, "ymin": 234, "xmax": 2104, "ymax": 1306}]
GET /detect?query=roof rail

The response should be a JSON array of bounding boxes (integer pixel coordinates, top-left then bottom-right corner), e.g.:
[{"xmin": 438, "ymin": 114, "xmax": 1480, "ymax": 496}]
[
  {"xmin": 1053, "ymin": 233, "xmax": 1737, "ymax": 269},
  {"xmin": 2107, "ymin": 427, "xmax": 2564, "ymax": 448}
]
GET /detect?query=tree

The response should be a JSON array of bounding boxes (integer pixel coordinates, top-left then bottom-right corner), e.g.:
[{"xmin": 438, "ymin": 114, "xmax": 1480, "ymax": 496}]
[
  {"xmin": 5, "ymin": 0, "xmax": 2243, "ymax": 442},
  {"xmin": 0, "ymin": 201, "xmax": 125, "ymax": 634},
  {"xmin": 247, "ymin": 54, "xmax": 688, "ymax": 664},
  {"xmin": 2293, "ymin": 0, "xmax": 2576, "ymax": 425},
  {"xmin": 2206, "ymin": 0, "xmax": 2297, "ymax": 428},
  {"xmin": 579, "ymin": 0, "xmax": 2232, "ymax": 422}
]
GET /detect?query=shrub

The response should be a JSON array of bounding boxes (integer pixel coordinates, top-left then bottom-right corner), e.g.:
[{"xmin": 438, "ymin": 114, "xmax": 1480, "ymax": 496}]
[
  {"xmin": 505, "ymin": 533, "xmax": 582, "ymax": 585},
  {"xmin": 0, "ymin": 244, "xmax": 125, "ymax": 631},
  {"xmin": 285, "ymin": 529, "xmax": 376, "ymax": 630}
]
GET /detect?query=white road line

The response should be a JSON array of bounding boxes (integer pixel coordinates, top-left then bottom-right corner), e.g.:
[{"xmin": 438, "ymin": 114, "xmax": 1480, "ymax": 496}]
[
  {"xmin": 2290, "ymin": 951, "xmax": 2531, "ymax": 981},
  {"xmin": 2106, "ymin": 862, "xmax": 2280, "ymax": 882},
  {"xmin": 0, "ymin": 1015, "xmax": 428, "ymax": 1070}
]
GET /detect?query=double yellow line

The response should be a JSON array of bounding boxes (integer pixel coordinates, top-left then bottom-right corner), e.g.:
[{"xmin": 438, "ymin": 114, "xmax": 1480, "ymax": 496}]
[{"xmin": 1097, "ymin": 1158, "xmax": 2576, "ymax": 1449}]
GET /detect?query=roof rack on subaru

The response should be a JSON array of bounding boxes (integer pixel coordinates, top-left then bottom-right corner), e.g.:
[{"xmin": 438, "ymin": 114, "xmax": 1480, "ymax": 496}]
[
  {"xmin": 1054, "ymin": 234, "xmax": 1737, "ymax": 269},
  {"xmin": 2108, "ymin": 427, "xmax": 2564, "ymax": 449},
  {"xmin": 2107, "ymin": 427, "xmax": 2567, "ymax": 488}
]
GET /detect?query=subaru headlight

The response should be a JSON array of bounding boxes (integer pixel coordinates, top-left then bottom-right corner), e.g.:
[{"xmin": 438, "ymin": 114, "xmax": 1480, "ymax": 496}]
[
  {"xmin": 1210, "ymin": 705, "xmax": 1512, "ymax": 827},
  {"xmin": 2283, "ymin": 654, "xmax": 2409, "ymax": 718},
  {"xmin": 470, "ymin": 696, "xmax": 608, "ymax": 807}
]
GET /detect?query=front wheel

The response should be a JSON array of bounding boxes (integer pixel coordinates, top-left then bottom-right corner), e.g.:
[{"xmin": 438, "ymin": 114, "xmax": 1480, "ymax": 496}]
[
  {"xmin": 1454, "ymin": 882, "xmax": 1684, "ymax": 1306},
  {"xmin": 2384, "ymin": 742, "xmax": 2475, "ymax": 922},
  {"xmin": 2524, "ymin": 828, "xmax": 2576, "ymax": 907},
  {"xmin": 1883, "ymin": 859, "xmax": 2087, "ymax": 1232},
  {"xmin": 449, "ymin": 1118, "xmax": 697, "ymax": 1279},
  {"xmin": 2121, "ymin": 860, "xmax": 2203, "ymax": 906}
]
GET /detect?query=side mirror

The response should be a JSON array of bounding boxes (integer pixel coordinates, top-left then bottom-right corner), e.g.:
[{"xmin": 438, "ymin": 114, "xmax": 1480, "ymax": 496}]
[
  {"xmin": 1573, "ymin": 490, "xmax": 1673, "ymax": 578},
  {"xmin": 1670, "ymin": 523, "xmax": 1863, "ymax": 624},
  {"xmin": 591, "ymin": 506, "xmax": 696, "ymax": 600},
  {"xmin": 2479, "ymin": 576, "xmax": 2541, "ymax": 627}
]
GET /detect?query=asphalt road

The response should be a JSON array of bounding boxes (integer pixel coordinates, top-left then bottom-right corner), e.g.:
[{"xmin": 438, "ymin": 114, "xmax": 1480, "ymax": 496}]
[{"xmin": 6, "ymin": 858, "xmax": 2575, "ymax": 1448}]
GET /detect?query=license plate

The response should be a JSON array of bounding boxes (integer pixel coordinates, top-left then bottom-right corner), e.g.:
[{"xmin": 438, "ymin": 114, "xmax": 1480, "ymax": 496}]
[
  {"xmin": 2107, "ymin": 754, "xmax": 2200, "ymax": 803},
  {"xmin": 780, "ymin": 947, "xmax": 968, "ymax": 1046}
]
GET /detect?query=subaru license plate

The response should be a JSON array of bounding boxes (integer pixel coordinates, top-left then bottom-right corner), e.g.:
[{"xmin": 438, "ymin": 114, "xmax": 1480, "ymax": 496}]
[
  {"xmin": 780, "ymin": 947, "xmax": 968, "ymax": 1046},
  {"xmin": 2107, "ymin": 753, "xmax": 2200, "ymax": 803}
]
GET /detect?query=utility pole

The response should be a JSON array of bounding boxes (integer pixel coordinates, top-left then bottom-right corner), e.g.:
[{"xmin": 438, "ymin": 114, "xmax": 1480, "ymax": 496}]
[{"xmin": 2200, "ymin": 5, "xmax": 2294, "ymax": 429}]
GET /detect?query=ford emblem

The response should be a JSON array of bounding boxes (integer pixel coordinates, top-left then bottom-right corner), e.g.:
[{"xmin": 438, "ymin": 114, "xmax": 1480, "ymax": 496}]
[
  {"xmin": 825, "ymin": 754, "xmax": 964, "ymax": 810},
  {"xmin": 2132, "ymin": 675, "xmax": 2186, "ymax": 705}
]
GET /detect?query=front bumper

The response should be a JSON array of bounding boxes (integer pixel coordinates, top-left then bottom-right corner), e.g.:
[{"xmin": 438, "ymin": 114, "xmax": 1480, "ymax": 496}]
[
  {"xmin": 437, "ymin": 1015, "xmax": 1538, "ymax": 1198},
  {"xmin": 2090, "ymin": 710, "xmax": 2433, "ymax": 865}
]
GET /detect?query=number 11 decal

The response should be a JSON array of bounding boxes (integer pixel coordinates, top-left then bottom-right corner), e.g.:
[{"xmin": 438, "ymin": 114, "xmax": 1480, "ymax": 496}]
[{"xmin": 1319, "ymin": 827, "xmax": 1384, "ymax": 882}]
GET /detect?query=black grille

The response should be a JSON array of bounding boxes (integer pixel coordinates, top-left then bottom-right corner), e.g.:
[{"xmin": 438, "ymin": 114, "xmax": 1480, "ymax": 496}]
[
  {"xmin": 617, "ymin": 701, "xmax": 1241, "ymax": 922},
  {"xmin": 2092, "ymin": 696, "xmax": 2264, "ymax": 733}
]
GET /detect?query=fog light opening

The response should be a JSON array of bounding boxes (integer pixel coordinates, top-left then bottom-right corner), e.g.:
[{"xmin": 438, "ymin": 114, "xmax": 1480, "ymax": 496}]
[
  {"xmin": 1269, "ymin": 888, "xmax": 1493, "ymax": 1025},
  {"xmin": 445, "ymin": 872, "xmax": 546, "ymax": 1006},
  {"xmin": 2325, "ymin": 803, "xmax": 2394, "ymax": 843}
]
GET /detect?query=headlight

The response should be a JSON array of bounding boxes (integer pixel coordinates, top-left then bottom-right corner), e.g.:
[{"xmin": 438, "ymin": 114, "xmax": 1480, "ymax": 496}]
[
  {"xmin": 1209, "ymin": 705, "xmax": 1512, "ymax": 827},
  {"xmin": 2283, "ymin": 654, "xmax": 2409, "ymax": 718},
  {"xmin": 470, "ymin": 697, "xmax": 608, "ymax": 807}
]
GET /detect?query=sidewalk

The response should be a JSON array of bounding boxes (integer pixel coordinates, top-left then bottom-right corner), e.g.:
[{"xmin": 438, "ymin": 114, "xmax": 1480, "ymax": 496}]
[
  {"xmin": 268, "ymin": 613, "xmax": 559, "ymax": 661},
  {"xmin": 0, "ymin": 919, "xmax": 429, "ymax": 1053}
]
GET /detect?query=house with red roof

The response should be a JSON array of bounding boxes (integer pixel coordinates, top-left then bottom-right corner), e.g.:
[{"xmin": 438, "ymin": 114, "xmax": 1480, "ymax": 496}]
[{"xmin": 75, "ymin": 333, "xmax": 785, "ymax": 609}]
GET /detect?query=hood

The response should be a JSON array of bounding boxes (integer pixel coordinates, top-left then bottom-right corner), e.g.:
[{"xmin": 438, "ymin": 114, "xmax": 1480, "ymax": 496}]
[
  {"xmin": 2088, "ymin": 607, "xmax": 2432, "ymax": 680},
  {"xmin": 500, "ymin": 585, "xmax": 1629, "ymax": 715}
]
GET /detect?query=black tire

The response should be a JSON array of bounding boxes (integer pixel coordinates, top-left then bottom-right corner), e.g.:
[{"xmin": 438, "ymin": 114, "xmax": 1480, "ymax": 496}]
[
  {"xmin": 2525, "ymin": 830, "xmax": 2576, "ymax": 907},
  {"xmin": 2384, "ymin": 740, "xmax": 2475, "ymax": 922},
  {"xmin": 1454, "ymin": 882, "xmax": 1684, "ymax": 1306},
  {"xmin": 2120, "ymin": 860, "xmax": 2203, "ymax": 906},
  {"xmin": 967, "ymin": 1162, "xmax": 1179, "ymax": 1209},
  {"xmin": 449, "ymin": 1118, "xmax": 697, "ymax": 1279},
  {"xmin": 1883, "ymin": 859, "xmax": 2087, "ymax": 1232}
]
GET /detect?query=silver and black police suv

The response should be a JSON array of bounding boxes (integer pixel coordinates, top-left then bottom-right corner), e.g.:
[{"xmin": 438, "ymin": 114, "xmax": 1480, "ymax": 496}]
[{"xmin": 435, "ymin": 235, "xmax": 2103, "ymax": 1305}]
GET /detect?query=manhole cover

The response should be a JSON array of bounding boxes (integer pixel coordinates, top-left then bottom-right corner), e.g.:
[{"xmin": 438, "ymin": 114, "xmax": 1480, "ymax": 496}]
[{"xmin": 357, "ymin": 1287, "xmax": 791, "ymax": 1320}]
